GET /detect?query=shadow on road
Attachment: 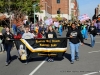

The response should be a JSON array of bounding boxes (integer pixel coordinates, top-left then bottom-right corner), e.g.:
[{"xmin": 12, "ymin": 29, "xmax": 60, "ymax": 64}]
[
  {"xmin": 11, "ymin": 55, "xmax": 18, "ymax": 62},
  {"xmin": 64, "ymin": 53, "xmax": 71, "ymax": 62},
  {"xmin": 18, "ymin": 57, "xmax": 46, "ymax": 63},
  {"xmin": 84, "ymin": 43, "xmax": 91, "ymax": 47}
]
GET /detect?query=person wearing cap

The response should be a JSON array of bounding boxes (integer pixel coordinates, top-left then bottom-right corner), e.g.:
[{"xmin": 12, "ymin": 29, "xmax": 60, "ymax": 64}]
[{"xmin": 66, "ymin": 23, "xmax": 84, "ymax": 64}]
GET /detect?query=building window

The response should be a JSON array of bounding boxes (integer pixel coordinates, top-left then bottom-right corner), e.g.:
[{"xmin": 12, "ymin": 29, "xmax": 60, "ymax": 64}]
[{"xmin": 57, "ymin": 0, "xmax": 60, "ymax": 3}]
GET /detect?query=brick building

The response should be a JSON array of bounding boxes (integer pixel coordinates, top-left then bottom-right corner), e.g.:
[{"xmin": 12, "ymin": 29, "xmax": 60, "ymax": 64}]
[
  {"xmin": 36, "ymin": 0, "xmax": 79, "ymax": 21},
  {"xmin": 95, "ymin": 4, "xmax": 100, "ymax": 17},
  {"xmin": 71, "ymin": 0, "xmax": 79, "ymax": 20}
]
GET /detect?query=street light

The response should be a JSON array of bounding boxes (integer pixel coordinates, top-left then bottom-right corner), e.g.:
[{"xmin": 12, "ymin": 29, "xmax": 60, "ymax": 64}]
[{"xmin": 33, "ymin": 3, "xmax": 38, "ymax": 24}]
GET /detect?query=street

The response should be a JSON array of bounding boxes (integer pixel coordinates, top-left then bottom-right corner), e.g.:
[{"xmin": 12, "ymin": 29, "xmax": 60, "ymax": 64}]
[{"xmin": 0, "ymin": 30, "xmax": 100, "ymax": 75}]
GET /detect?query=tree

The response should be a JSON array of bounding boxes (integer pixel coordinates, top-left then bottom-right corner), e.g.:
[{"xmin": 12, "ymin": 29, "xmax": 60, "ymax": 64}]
[
  {"xmin": 55, "ymin": 14, "xmax": 62, "ymax": 21},
  {"xmin": 0, "ymin": 0, "xmax": 42, "ymax": 27},
  {"xmin": 0, "ymin": 0, "xmax": 41, "ymax": 15}
]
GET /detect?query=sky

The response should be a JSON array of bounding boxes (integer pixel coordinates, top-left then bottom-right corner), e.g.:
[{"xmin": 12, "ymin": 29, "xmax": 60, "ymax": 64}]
[{"xmin": 77, "ymin": 0, "xmax": 100, "ymax": 19}]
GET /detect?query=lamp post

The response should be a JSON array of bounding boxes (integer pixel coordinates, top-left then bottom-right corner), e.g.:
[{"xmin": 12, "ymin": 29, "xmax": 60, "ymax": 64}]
[
  {"xmin": 33, "ymin": 3, "xmax": 38, "ymax": 24},
  {"xmin": 33, "ymin": 4, "xmax": 36, "ymax": 24}
]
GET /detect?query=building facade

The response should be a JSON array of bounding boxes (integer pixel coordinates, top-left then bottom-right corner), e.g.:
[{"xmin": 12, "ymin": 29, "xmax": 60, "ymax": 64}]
[
  {"xmin": 95, "ymin": 4, "xmax": 100, "ymax": 17},
  {"xmin": 37, "ymin": 0, "xmax": 79, "ymax": 21}
]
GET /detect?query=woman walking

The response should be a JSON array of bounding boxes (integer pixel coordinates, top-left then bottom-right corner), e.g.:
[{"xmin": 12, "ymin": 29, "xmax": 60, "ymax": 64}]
[
  {"xmin": 67, "ymin": 23, "xmax": 84, "ymax": 64},
  {"xmin": 3, "ymin": 26, "xmax": 14, "ymax": 66}
]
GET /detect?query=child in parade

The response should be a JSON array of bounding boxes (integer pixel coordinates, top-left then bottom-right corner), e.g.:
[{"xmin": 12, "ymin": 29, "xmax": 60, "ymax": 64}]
[
  {"xmin": 46, "ymin": 25, "xmax": 57, "ymax": 62},
  {"xmin": 67, "ymin": 23, "xmax": 84, "ymax": 64},
  {"xmin": 88, "ymin": 22, "xmax": 97, "ymax": 47}
]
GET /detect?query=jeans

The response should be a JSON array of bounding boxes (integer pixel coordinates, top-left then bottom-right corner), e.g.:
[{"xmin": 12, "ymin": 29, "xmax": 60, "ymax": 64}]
[
  {"xmin": 90, "ymin": 34, "xmax": 95, "ymax": 47},
  {"xmin": 5, "ymin": 44, "xmax": 12, "ymax": 63},
  {"xmin": 69, "ymin": 42, "xmax": 80, "ymax": 61}
]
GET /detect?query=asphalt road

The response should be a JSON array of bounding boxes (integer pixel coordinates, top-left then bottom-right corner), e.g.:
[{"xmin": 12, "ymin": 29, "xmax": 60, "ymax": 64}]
[{"xmin": 0, "ymin": 29, "xmax": 100, "ymax": 75}]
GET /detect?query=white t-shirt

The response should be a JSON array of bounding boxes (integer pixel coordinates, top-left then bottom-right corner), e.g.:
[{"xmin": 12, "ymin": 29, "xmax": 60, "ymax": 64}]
[{"xmin": 22, "ymin": 32, "xmax": 35, "ymax": 39}]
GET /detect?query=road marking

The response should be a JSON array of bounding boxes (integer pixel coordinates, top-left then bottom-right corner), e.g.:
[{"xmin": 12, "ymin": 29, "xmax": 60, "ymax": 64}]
[
  {"xmin": 83, "ymin": 72, "xmax": 99, "ymax": 75},
  {"xmin": 29, "ymin": 57, "xmax": 48, "ymax": 75},
  {"xmin": 88, "ymin": 50, "xmax": 100, "ymax": 53},
  {"xmin": 95, "ymin": 42, "xmax": 100, "ymax": 43}
]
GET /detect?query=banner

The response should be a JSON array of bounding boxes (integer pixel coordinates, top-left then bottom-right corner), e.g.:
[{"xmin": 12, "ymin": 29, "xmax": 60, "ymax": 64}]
[
  {"xmin": 15, "ymin": 38, "xmax": 67, "ymax": 52},
  {"xmin": 54, "ymin": 22, "xmax": 59, "ymax": 27},
  {"xmin": 44, "ymin": 18, "xmax": 53, "ymax": 25},
  {"xmin": 78, "ymin": 14, "xmax": 90, "ymax": 22}
]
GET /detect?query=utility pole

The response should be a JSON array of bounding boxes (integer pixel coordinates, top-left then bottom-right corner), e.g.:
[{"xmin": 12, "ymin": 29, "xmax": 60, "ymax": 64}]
[{"xmin": 8, "ymin": 0, "xmax": 11, "ymax": 28}]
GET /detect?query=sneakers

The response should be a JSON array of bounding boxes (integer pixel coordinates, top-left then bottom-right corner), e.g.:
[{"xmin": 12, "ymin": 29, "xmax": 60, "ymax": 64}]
[
  {"xmin": 75, "ymin": 57, "xmax": 79, "ymax": 61},
  {"xmin": 5, "ymin": 62, "xmax": 9, "ymax": 66},
  {"xmin": 47, "ymin": 58, "xmax": 54, "ymax": 62},
  {"xmin": 25, "ymin": 62, "xmax": 28, "ymax": 65},
  {"xmin": 71, "ymin": 61, "xmax": 74, "ymax": 64}
]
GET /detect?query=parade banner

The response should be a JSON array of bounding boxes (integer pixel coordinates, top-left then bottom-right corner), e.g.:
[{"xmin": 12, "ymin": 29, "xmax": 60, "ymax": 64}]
[
  {"xmin": 78, "ymin": 14, "xmax": 90, "ymax": 22},
  {"xmin": 15, "ymin": 38, "xmax": 67, "ymax": 59},
  {"xmin": 44, "ymin": 18, "xmax": 53, "ymax": 25},
  {"xmin": 54, "ymin": 22, "xmax": 59, "ymax": 27},
  {"xmin": 15, "ymin": 38, "xmax": 67, "ymax": 60}
]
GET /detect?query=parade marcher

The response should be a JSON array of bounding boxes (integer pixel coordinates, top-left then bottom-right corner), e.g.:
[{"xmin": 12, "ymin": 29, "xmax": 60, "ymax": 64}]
[
  {"xmin": 88, "ymin": 22, "xmax": 97, "ymax": 47},
  {"xmin": 66, "ymin": 23, "xmax": 84, "ymax": 64},
  {"xmin": 97, "ymin": 20, "xmax": 100, "ymax": 35},
  {"xmin": 58, "ymin": 21, "xmax": 63, "ymax": 36},
  {"xmin": 35, "ymin": 25, "xmax": 39, "ymax": 34},
  {"xmin": 0, "ymin": 33, "xmax": 3, "ymax": 52},
  {"xmin": 94, "ymin": 19, "xmax": 97, "ymax": 28},
  {"xmin": 81, "ymin": 22, "xmax": 87, "ymax": 39},
  {"xmin": 12, "ymin": 23, "xmax": 17, "ymax": 35},
  {"xmin": 22, "ymin": 26, "xmax": 35, "ymax": 39},
  {"xmin": 77, "ymin": 22, "xmax": 81, "ymax": 31},
  {"xmin": 46, "ymin": 25, "xmax": 57, "ymax": 62},
  {"xmin": 84, "ymin": 22, "xmax": 88, "ymax": 40},
  {"xmin": 30, "ymin": 22, "xmax": 34, "ymax": 33},
  {"xmin": 1, "ymin": 25, "xmax": 6, "ymax": 52},
  {"xmin": 21, "ymin": 26, "xmax": 35, "ymax": 64},
  {"xmin": 3, "ymin": 26, "xmax": 14, "ymax": 66}
]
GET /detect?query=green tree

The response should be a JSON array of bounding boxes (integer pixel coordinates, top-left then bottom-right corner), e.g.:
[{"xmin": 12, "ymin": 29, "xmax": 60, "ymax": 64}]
[
  {"xmin": 0, "ymin": 0, "xmax": 41, "ymax": 15},
  {"xmin": 55, "ymin": 14, "xmax": 62, "ymax": 21}
]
